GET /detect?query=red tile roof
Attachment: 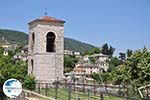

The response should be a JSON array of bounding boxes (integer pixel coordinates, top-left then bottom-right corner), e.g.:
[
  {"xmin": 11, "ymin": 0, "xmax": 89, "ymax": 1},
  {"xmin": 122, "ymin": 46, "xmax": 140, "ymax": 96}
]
[{"xmin": 28, "ymin": 16, "xmax": 65, "ymax": 24}]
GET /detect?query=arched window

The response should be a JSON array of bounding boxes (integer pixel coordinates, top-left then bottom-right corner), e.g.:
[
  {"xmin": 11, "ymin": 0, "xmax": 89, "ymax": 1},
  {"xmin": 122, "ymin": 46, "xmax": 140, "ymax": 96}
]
[
  {"xmin": 46, "ymin": 32, "xmax": 55, "ymax": 52},
  {"xmin": 31, "ymin": 59, "xmax": 34, "ymax": 75},
  {"xmin": 31, "ymin": 33, "xmax": 35, "ymax": 52}
]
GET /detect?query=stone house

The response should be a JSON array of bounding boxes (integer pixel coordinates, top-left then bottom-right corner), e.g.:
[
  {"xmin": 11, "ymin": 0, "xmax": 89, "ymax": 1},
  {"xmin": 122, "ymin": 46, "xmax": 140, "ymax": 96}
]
[{"xmin": 73, "ymin": 63, "xmax": 103, "ymax": 75}]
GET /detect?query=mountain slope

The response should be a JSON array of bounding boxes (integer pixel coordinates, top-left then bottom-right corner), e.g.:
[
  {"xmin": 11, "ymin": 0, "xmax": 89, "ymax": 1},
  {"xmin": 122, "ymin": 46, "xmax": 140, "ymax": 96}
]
[
  {"xmin": 0, "ymin": 29, "xmax": 96, "ymax": 54},
  {"xmin": 0, "ymin": 29, "xmax": 28, "ymax": 45},
  {"xmin": 64, "ymin": 37, "xmax": 95, "ymax": 54}
]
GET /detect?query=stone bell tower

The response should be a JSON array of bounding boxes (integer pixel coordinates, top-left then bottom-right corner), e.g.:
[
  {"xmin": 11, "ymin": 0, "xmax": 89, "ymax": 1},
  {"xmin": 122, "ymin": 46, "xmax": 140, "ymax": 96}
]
[{"xmin": 28, "ymin": 16, "xmax": 65, "ymax": 83}]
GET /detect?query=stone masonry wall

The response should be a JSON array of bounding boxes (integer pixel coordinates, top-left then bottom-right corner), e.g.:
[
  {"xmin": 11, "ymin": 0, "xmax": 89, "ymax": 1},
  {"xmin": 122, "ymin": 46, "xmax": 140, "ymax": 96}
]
[{"xmin": 28, "ymin": 21, "xmax": 64, "ymax": 83}]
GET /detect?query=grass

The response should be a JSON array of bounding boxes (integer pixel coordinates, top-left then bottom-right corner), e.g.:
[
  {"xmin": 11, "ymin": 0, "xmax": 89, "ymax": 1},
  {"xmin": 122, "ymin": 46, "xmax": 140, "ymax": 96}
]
[{"xmin": 36, "ymin": 88, "xmax": 125, "ymax": 100}]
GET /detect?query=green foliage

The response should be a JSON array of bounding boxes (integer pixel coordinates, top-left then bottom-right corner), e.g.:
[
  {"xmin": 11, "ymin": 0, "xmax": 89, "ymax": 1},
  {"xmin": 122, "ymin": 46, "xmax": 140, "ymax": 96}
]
[
  {"xmin": 64, "ymin": 55, "xmax": 78, "ymax": 68},
  {"xmin": 119, "ymin": 52, "xmax": 126, "ymax": 64},
  {"xmin": 91, "ymin": 73, "xmax": 112, "ymax": 84},
  {"xmin": 107, "ymin": 57, "xmax": 122, "ymax": 72},
  {"xmin": 91, "ymin": 73, "xmax": 100, "ymax": 83},
  {"xmin": 126, "ymin": 49, "xmax": 133, "ymax": 58},
  {"xmin": 64, "ymin": 67, "xmax": 73, "ymax": 73},
  {"xmin": 101, "ymin": 72, "xmax": 112, "ymax": 84},
  {"xmin": 110, "ymin": 47, "xmax": 150, "ymax": 87},
  {"xmin": 23, "ymin": 75, "xmax": 36, "ymax": 90},
  {"xmin": 0, "ymin": 47, "xmax": 3, "ymax": 55},
  {"xmin": 0, "ymin": 48, "xmax": 35, "ymax": 91},
  {"xmin": 15, "ymin": 45, "xmax": 23, "ymax": 53},
  {"xmin": 89, "ymin": 57, "xmax": 96, "ymax": 64},
  {"xmin": 64, "ymin": 55, "xmax": 78, "ymax": 73},
  {"xmin": 64, "ymin": 37, "xmax": 96, "ymax": 54},
  {"xmin": 92, "ymin": 47, "xmax": 150, "ymax": 88},
  {"xmin": 0, "ymin": 29, "xmax": 28, "ymax": 45},
  {"xmin": 111, "ymin": 65, "xmax": 130, "ymax": 84},
  {"xmin": 101, "ymin": 43, "xmax": 115, "ymax": 57},
  {"xmin": 126, "ymin": 47, "xmax": 150, "ymax": 87},
  {"xmin": 84, "ymin": 47, "xmax": 101, "ymax": 55},
  {"xmin": 101, "ymin": 43, "xmax": 109, "ymax": 55}
]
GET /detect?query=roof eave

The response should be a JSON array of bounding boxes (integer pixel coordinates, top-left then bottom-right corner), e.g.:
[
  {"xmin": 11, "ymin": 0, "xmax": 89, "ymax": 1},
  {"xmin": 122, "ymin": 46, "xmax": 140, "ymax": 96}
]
[{"xmin": 28, "ymin": 19, "xmax": 65, "ymax": 25}]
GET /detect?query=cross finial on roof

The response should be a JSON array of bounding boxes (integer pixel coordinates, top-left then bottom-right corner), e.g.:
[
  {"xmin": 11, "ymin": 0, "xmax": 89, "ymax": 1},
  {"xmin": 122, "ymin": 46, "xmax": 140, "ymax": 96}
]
[{"xmin": 44, "ymin": 8, "xmax": 47, "ymax": 16}]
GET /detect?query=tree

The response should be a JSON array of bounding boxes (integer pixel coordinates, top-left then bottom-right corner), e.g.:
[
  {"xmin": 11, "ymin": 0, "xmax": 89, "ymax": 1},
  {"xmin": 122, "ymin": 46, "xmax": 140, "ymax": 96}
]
[
  {"xmin": 91, "ymin": 72, "xmax": 112, "ymax": 84},
  {"xmin": 91, "ymin": 73, "xmax": 101, "ymax": 83},
  {"xmin": 0, "ymin": 47, "xmax": 3, "ymax": 56},
  {"xmin": 64, "ymin": 55, "xmax": 78, "ymax": 72},
  {"xmin": 119, "ymin": 52, "xmax": 126, "ymax": 64},
  {"xmin": 126, "ymin": 49, "xmax": 133, "ymax": 58},
  {"xmin": 23, "ymin": 75, "xmax": 35, "ymax": 90},
  {"xmin": 84, "ymin": 47, "xmax": 101, "ymax": 55},
  {"xmin": 109, "ymin": 46, "xmax": 115, "ymax": 57},
  {"xmin": 101, "ymin": 43, "xmax": 115, "ymax": 57},
  {"xmin": 101, "ymin": 43, "xmax": 109, "ymax": 55},
  {"xmin": 64, "ymin": 55, "xmax": 78, "ymax": 68},
  {"xmin": 0, "ymin": 47, "xmax": 35, "ymax": 99},
  {"xmin": 126, "ymin": 47, "xmax": 150, "ymax": 87},
  {"xmin": 89, "ymin": 56, "xmax": 96, "ymax": 64},
  {"xmin": 107, "ymin": 57, "xmax": 122, "ymax": 72},
  {"xmin": 111, "ymin": 65, "xmax": 130, "ymax": 84},
  {"xmin": 111, "ymin": 47, "xmax": 150, "ymax": 87}
]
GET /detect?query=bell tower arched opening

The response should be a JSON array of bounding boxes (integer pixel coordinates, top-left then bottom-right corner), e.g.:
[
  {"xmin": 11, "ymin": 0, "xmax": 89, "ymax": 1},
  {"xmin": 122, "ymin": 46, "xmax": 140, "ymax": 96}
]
[
  {"xmin": 31, "ymin": 59, "xmax": 34, "ymax": 75},
  {"xmin": 31, "ymin": 33, "xmax": 35, "ymax": 52},
  {"xmin": 46, "ymin": 32, "xmax": 55, "ymax": 52}
]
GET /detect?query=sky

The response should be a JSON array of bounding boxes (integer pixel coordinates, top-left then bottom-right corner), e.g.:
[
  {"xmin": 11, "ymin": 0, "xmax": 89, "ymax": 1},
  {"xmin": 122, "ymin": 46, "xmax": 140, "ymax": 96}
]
[{"xmin": 0, "ymin": 0, "xmax": 150, "ymax": 56}]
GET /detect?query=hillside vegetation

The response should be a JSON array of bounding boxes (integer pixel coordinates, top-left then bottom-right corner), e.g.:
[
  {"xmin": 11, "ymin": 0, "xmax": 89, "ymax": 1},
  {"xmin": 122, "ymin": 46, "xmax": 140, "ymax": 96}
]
[
  {"xmin": 0, "ymin": 29, "xmax": 95, "ymax": 54},
  {"xmin": 0, "ymin": 29, "xmax": 28, "ymax": 45},
  {"xmin": 64, "ymin": 37, "xmax": 95, "ymax": 54}
]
